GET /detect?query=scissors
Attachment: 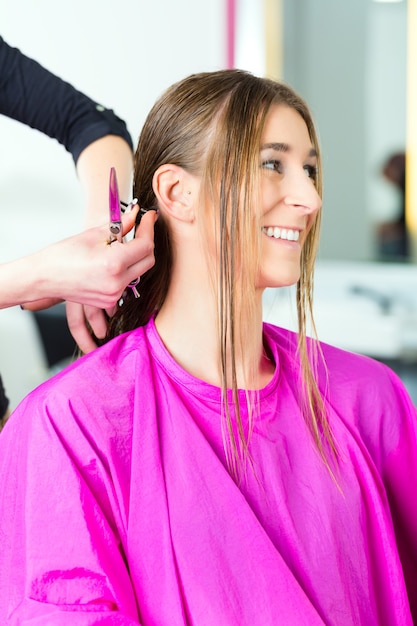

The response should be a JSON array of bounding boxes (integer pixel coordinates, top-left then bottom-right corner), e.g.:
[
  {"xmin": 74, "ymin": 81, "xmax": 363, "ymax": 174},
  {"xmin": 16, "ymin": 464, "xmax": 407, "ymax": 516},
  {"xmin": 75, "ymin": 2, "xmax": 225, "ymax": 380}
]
[
  {"xmin": 108, "ymin": 166, "xmax": 140, "ymax": 298},
  {"xmin": 109, "ymin": 166, "xmax": 123, "ymax": 243}
]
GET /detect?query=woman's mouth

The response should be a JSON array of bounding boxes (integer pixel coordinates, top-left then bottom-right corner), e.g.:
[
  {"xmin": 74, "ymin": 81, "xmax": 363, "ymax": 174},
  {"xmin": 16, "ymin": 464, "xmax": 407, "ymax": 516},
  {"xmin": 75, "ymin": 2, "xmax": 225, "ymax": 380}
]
[{"xmin": 262, "ymin": 227, "xmax": 300, "ymax": 242}]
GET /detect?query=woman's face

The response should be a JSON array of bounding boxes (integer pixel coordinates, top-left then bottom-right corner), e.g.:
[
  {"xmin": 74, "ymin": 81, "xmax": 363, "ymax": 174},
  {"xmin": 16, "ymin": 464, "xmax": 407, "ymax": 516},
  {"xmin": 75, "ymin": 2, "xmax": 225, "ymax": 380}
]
[{"xmin": 257, "ymin": 104, "xmax": 321, "ymax": 290}]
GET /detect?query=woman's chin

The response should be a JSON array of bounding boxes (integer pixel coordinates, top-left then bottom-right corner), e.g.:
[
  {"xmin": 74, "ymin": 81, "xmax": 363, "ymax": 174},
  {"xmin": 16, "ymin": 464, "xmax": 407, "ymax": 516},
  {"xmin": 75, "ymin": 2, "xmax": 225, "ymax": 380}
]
[{"xmin": 258, "ymin": 269, "xmax": 301, "ymax": 290}]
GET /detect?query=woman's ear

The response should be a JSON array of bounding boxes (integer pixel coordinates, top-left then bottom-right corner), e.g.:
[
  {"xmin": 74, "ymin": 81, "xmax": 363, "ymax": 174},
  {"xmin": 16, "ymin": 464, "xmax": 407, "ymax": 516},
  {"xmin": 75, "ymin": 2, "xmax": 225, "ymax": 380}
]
[{"xmin": 153, "ymin": 164, "xmax": 195, "ymax": 223}]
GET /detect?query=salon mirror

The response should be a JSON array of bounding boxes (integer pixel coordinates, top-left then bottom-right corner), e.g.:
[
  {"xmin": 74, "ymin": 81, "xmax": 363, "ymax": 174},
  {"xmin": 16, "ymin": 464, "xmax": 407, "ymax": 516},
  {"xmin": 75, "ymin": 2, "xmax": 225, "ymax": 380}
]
[{"xmin": 282, "ymin": 0, "xmax": 409, "ymax": 264}]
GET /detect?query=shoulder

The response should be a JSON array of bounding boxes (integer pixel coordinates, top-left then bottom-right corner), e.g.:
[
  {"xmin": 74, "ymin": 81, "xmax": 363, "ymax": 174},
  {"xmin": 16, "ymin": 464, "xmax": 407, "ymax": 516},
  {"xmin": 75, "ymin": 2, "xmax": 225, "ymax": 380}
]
[
  {"xmin": 317, "ymin": 336, "xmax": 407, "ymax": 406},
  {"xmin": 6, "ymin": 327, "xmax": 150, "ymax": 444},
  {"xmin": 0, "ymin": 327, "xmax": 156, "ymax": 501},
  {"xmin": 52, "ymin": 326, "xmax": 148, "ymax": 392},
  {"xmin": 264, "ymin": 321, "xmax": 414, "ymax": 417},
  {"xmin": 263, "ymin": 322, "xmax": 299, "ymax": 357},
  {"xmin": 264, "ymin": 320, "xmax": 401, "ymax": 390},
  {"xmin": 264, "ymin": 321, "xmax": 416, "ymax": 459}
]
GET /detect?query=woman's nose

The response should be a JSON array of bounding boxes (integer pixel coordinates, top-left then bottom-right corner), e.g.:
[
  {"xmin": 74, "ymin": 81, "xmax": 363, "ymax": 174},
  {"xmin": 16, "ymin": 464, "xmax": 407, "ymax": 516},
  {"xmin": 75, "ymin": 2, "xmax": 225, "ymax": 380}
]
[{"xmin": 283, "ymin": 171, "xmax": 321, "ymax": 214}]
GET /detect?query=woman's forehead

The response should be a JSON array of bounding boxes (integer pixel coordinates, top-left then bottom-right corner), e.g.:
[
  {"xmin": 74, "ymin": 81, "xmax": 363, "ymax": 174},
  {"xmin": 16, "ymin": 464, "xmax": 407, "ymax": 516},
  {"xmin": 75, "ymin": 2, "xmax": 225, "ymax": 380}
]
[{"xmin": 261, "ymin": 105, "xmax": 313, "ymax": 152}]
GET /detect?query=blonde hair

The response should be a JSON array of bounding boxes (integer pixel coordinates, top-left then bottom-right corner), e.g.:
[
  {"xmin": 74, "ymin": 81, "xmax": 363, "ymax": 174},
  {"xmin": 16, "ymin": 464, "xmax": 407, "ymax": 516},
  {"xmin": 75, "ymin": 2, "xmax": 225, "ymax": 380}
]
[{"xmin": 107, "ymin": 69, "xmax": 337, "ymax": 478}]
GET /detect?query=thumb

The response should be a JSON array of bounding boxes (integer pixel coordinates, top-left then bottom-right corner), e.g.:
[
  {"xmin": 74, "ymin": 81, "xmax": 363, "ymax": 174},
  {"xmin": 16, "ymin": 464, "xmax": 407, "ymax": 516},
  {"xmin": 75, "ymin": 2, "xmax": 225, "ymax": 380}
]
[{"xmin": 121, "ymin": 203, "xmax": 140, "ymax": 237}]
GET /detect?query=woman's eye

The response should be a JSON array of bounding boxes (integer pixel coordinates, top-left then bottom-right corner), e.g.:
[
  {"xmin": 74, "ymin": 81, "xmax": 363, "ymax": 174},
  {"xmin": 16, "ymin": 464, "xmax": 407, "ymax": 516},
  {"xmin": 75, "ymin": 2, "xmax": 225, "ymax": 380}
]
[
  {"xmin": 304, "ymin": 164, "xmax": 318, "ymax": 181},
  {"xmin": 261, "ymin": 159, "xmax": 283, "ymax": 173}
]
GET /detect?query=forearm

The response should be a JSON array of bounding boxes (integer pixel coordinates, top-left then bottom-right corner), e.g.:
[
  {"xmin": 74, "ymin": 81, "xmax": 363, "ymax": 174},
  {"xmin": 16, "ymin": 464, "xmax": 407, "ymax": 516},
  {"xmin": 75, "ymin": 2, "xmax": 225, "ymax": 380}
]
[
  {"xmin": 76, "ymin": 135, "xmax": 133, "ymax": 228},
  {"xmin": 1, "ymin": 209, "xmax": 155, "ymax": 313},
  {"xmin": 0, "ymin": 253, "xmax": 50, "ymax": 309}
]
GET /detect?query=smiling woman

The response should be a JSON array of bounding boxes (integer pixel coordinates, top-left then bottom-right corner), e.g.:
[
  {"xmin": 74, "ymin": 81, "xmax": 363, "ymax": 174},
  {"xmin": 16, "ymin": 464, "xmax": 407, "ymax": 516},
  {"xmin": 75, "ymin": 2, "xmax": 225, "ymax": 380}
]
[
  {"xmin": 0, "ymin": 69, "xmax": 416, "ymax": 625},
  {"xmin": 257, "ymin": 105, "xmax": 322, "ymax": 289}
]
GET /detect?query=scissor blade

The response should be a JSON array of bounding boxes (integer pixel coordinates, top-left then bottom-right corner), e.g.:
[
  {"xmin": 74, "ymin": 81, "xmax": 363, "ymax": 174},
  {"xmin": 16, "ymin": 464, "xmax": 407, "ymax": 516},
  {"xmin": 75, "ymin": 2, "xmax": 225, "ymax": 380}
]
[{"xmin": 109, "ymin": 166, "xmax": 121, "ymax": 224}]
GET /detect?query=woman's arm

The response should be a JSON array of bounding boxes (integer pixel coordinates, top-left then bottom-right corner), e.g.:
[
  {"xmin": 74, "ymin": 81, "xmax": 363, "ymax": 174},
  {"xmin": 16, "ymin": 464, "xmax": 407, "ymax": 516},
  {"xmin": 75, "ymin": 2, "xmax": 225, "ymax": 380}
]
[
  {"xmin": 1, "ymin": 208, "xmax": 156, "ymax": 317},
  {"xmin": 67, "ymin": 134, "xmax": 135, "ymax": 351},
  {"xmin": 76, "ymin": 135, "xmax": 134, "ymax": 228},
  {"xmin": 0, "ymin": 36, "xmax": 133, "ymax": 161},
  {"xmin": 1, "ymin": 36, "xmax": 139, "ymax": 351},
  {"xmin": 0, "ymin": 37, "xmax": 145, "ymax": 352}
]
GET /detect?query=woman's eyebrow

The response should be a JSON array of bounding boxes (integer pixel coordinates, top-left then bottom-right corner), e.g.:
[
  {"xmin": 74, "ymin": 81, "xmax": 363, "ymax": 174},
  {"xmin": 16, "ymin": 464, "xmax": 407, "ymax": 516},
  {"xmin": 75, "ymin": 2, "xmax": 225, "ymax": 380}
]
[
  {"xmin": 261, "ymin": 142, "xmax": 290, "ymax": 152},
  {"xmin": 260, "ymin": 142, "xmax": 317, "ymax": 158}
]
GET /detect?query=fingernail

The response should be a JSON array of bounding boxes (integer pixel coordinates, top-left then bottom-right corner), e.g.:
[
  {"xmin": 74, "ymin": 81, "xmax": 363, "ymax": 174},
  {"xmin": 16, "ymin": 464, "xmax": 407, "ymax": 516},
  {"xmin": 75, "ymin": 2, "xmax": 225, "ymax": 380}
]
[{"xmin": 126, "ymin": 198, "xmax": 138, "ymax": 212}]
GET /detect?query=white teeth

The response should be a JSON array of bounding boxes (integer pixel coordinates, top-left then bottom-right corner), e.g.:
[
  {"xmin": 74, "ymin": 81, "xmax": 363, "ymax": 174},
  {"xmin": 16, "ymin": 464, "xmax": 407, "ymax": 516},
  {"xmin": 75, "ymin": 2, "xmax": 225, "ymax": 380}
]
[{"xmin": 262, "ymin": 227, "xmax": 300, "ymax": 241}]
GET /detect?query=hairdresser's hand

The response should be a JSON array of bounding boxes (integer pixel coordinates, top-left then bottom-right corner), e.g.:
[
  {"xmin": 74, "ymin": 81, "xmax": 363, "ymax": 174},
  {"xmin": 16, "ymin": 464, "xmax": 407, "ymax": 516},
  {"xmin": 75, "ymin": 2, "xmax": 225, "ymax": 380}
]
[
  {"xmin": 22, "ymin": 208, "xmax": 157, "ymax": 353},
  {"xmin": 67, "ymin": 209, "xmax": 157, "ymax": 352}
]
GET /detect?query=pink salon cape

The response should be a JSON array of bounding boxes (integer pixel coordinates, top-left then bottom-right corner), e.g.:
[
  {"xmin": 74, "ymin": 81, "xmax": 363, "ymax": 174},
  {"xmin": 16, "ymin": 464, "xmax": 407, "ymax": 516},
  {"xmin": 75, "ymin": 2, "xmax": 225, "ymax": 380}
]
[{"xmin": 0, "ymin": 319, "xmax": 416, "ymax": 625}]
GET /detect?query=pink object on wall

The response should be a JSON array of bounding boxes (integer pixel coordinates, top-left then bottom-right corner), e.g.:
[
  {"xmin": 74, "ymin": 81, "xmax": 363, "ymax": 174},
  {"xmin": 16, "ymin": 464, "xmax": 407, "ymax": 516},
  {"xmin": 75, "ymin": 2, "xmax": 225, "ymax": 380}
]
[{"xmin": 226, "ymin": 0, "xmax": 236, "ymax": 68}]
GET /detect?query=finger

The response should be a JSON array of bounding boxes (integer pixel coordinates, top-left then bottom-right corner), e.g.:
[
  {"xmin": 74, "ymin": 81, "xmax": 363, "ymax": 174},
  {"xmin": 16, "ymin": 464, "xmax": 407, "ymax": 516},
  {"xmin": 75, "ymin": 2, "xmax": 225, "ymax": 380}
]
[
  {"xmin": 121, "ymin": 204, "xmax": 140, "ymax": 237},
  {"xmin": 109, "ymin": 210, "xmax": 156, "ymax": 277},
  {"xmin": 21, "ymin": 297, "xmax": 63, "ymax": 311},
  {"xmin": 126, "ymin": 247, "xmax": 156, "ymax": 282},
  {"xmin": 134, "ymin": 209, "xmax": 158, "ymax": 242},
  {"xmin": 83, "ymin": 305, "xmax": 108, "ymax": 340},
  {"xmin": 118, "ymin": 236, "xmax": 155, "ymax": 284},
  {"xmin": 105, "ymin": 303, "xmax": 118, "ymax": 318},
  {"xmin": 66, "ymin": 301, "xmax": 97, "ymax": 354}
]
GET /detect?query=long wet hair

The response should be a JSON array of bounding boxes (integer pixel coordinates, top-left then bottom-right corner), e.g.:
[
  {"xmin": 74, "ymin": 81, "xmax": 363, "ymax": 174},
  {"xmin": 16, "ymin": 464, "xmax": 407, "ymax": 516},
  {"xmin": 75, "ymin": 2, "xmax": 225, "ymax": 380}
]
[{"xmin": 107, "ymin": 69, "xmax": 338, "ymax": 478}]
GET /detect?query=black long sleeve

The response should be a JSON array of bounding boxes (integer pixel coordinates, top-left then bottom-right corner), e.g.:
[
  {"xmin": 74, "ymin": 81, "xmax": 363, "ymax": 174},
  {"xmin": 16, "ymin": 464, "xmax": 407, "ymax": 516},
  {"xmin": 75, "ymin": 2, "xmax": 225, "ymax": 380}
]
[
  {"xmin": 0, "ymin": 375, "xmax": 9, "ymax": 421},
  {"xmin": 0, "ymin": 36, "xmax": 133, "ymax": 163}
]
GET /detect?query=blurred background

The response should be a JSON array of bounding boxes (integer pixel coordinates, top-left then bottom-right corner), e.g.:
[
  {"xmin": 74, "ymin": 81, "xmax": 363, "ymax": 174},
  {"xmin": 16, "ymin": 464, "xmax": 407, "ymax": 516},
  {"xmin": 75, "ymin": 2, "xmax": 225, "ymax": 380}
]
[{"xmin": 1, "ymin": 0, "xmax": 416, "ymax": 409}]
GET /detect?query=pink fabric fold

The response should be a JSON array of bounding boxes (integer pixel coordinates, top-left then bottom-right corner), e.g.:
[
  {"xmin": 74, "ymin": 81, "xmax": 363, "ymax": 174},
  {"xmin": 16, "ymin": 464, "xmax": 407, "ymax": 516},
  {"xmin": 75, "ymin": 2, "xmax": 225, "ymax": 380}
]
[{"xmin": 0, "ymin": 319, "xmax": 416, "ymax": 624}]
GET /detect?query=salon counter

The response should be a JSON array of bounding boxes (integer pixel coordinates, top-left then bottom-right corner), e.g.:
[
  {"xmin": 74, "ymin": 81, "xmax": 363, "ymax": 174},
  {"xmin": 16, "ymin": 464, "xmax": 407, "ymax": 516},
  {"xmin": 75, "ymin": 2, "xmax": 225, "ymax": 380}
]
[
  {"xmin": 263, "ymin": 259, "xmax": 417, "ymax": 361},
  {"xmin": 263, "ymin": 259, "xmax": 417, "ymax": 402}
]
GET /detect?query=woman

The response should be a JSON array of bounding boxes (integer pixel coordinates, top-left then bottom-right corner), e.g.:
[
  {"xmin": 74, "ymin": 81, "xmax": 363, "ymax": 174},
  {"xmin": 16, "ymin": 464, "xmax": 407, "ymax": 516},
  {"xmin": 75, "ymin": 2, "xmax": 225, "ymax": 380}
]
[{"xmin": 0, "ymin": 69, "xmax": 416, "ymax": 625}]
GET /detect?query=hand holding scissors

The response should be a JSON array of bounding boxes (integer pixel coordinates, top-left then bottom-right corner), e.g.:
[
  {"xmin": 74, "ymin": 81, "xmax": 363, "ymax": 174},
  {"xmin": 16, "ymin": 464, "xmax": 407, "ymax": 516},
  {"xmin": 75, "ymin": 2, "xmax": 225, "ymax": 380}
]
[{"xmin": 108, "ymin": 166, "xmax": 141, "ymax": 297}]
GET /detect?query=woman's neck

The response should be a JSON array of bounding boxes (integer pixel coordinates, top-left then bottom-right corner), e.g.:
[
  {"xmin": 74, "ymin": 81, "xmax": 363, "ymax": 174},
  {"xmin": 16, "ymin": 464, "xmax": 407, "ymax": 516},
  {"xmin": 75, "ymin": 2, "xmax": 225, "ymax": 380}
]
[{"xmin": 154, "ymin": 274, "xmax": 274, "ymax": 390}]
